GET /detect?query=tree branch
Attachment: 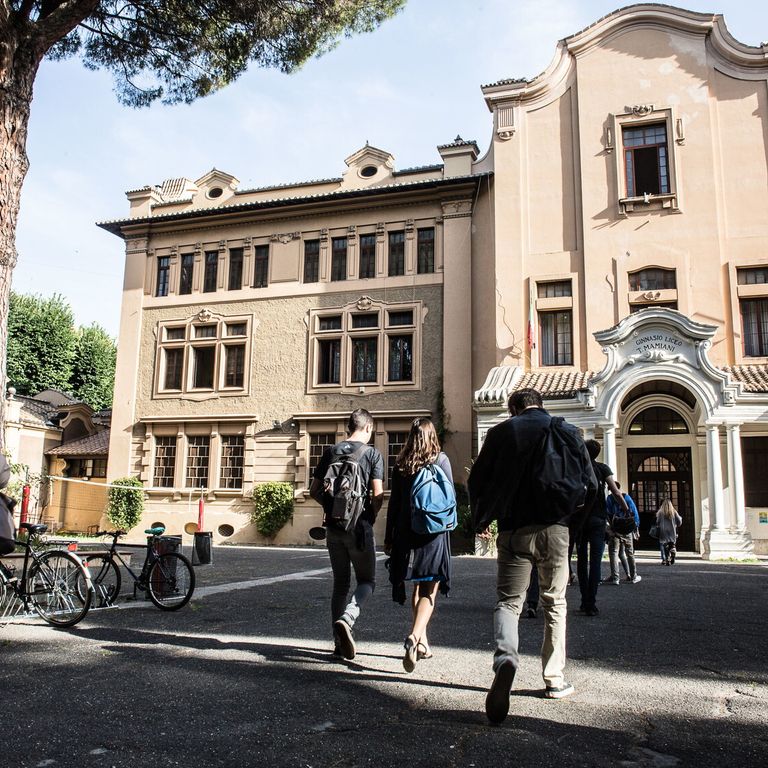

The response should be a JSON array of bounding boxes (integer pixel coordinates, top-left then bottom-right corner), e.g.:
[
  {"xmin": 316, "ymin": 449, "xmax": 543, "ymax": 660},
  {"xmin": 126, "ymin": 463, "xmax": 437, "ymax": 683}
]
[
  {"xmin": 18, "ymin": 1, "xmax": 36, "ymax": 22},
  {"xmin": 35, "ymin": 0, "xmax": 100, "ymax": 50}
]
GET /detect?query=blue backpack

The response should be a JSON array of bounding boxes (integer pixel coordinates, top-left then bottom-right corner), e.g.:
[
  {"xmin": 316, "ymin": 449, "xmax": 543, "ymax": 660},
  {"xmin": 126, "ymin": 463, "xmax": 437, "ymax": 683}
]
[{"xmin": 410, "ymin": 462, "xmax": 457, "ymax": 535}]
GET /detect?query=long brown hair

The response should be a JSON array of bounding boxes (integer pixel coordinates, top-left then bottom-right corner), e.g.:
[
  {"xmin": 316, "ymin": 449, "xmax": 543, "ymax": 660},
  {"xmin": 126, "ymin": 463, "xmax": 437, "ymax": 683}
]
[
  {"xmin": 396, "ymin": 417, "xmax": 441, "ymax": 476},
  {"xmin": 657, "ymin": 499, "xmax": 678, "ymax": 520}
]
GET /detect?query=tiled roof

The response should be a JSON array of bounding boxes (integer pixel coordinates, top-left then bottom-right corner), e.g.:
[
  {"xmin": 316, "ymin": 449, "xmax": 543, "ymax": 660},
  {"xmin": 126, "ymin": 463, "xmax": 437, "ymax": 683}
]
[
  {"xmin": 47, "ymin": 429, "xmax": 110, "ymax": 457},
  {"xmin": 437, "ymin": 136, "xmax": 479, "ymax": 150},
  {"xmin": 515, "ymin": 370, "xmax": 594, "ymax": 399},
  {"xmin": 15, "ymin": 395, "xmax": 58, "ymax": 428},
  {"xmin": 481, "ymin": 76, "xmax": 529, "ymax": 89},
  {"xmin": 721, "ymin": 365, "xmax": 768, "ymax": 392}
]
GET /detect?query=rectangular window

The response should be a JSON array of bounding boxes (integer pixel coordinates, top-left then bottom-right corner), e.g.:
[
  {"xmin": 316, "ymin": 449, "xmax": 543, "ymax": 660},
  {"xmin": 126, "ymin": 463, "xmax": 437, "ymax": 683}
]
[
  {"xmin": 351, "ymin": 337, "xmax": 377, "ymax": 383},
  {"xmin": 166, "ymin": 327, "xmax": 185, "ymax": 341},
  {"xmin": 737, "ymin": 267, "xmax": 768, "ymax": 286},
  {"xmin": 253, "ymin": 244, "xmax": 269, "ymax": 288},
  {"xmin": 156, "ymin": 256, "xmax": 170, "ymax": 297},
  {"xmin": 742, "ymin": 437, "xmax": 768, "ymax": 506},
  {"xmin": 304, "ymin": 240, "xmax": 320, "ymax": 283},
  {"xmin": 318, "ymin": 316, "xmax": 342, "ymax": 332},
  {"xmin": 540, "ymin": 310, "xmax": 573, "ymax": 366},
  {"xmin": 623, "ymin": 123, "xmax": 669, "ymax": 197},
  {"xmin": 91, "ymin": 458, "xmax": 107, "ymax": 478},
  {"xmin": 630, "ymin": 302, "xmax": 678, "ymax": 313},
  {"xmin": 164, "ymin": 348, "xmax": 184, "ymax": 390},
  {"xmin": 309, "ymin": 433, "xmax": 335, "ymax": 478},
  {"xmin": 387, "ymin": 431, "xmax": 407, "ymax": 487},
  {"xmin": 359, "ymin": 234, "xmax": 376, "ymax": 279},
  {"xmin": 195, "ymin": 325, "xmax": 217, "ymax": 338},
  {"xmin": 185, "ymin": 436, "xmax": 210, "ymax": 488},
  {"xmin": 629, "ymin": 269, "xmax": 676, "ymax": 291},
  {"xmin": 388, "ymin": 231, "xmax": 405, "ymax": 276},
  {"xmin": 226, "ymin": 323, "xmax": 247, "ymax": 337},
  {"xmin": 228, "ymin": 248, "xmax": 243, "ymax": 290},
  {"xmin": 741, "ymin": 298, "xmax": 768, "ymax": 357},
  {"xmin": 351, "ymin": 313, "xmax": 379, "ymax": 329},
  {"xmin": 331, "ymin": 237, "xmax": 347, "ymax": 282},
  {"xmin": 193, "ymin": 346, "xmax": 216, "ymax": 388},
  {"xmin": 203, "ymin": 251, "xmax": 219, "ymax": 293},
  {"xmin": 417, "ymin": 228, "xmax": 435, "ymax": 274},
  {"xmin": 318, "ymin": 339, "xmax": 341, "ymax": 384},
  {"xmin": 388, "ymin": 335, "xmax": 413, "ymax": 381},
  {"xmin": 153, "ymin": 436, "xmax": 177, "ymax": 488},
  {"xmin": 179, "ymin": 254, "xmax": 194, "ymax": 295},
  {"xmin": 220, "ymin": 436, "xmax": 244, "ymax": 489},
  {"xmin": 224, "ymin": 344, "xmax": 245, "ymax": 388},
  {"xmin": 537, "ymin": 280, "xmax": 572, "ymax": 299},
  {"xmin": 388, "ymin": 310, "xmax": 414, "ymax": 326}
]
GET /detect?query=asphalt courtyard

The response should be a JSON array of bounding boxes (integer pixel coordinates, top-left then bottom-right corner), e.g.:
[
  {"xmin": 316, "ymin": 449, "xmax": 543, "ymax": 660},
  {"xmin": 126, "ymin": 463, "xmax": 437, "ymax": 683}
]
[{"xmin": 1, "ymin": 545, "xmax": 766, "ymax": 768}]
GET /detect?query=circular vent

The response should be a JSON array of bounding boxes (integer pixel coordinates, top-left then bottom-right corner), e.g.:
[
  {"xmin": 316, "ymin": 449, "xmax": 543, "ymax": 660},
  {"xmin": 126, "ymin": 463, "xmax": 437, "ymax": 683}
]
[
  {"xmin": 360, "ymin": 165, "xmax": 377, "ymax": 178},
  {"xmin": 208, "ymin": 186, "xmax": 223, "ymax": 199},
  {"xmin": 184, "ymin": 522, "xmax": 199, "ymax": 535},
  {"xmin": 217, "ymin": 524, "xmax": 235, "ymax": 537}
]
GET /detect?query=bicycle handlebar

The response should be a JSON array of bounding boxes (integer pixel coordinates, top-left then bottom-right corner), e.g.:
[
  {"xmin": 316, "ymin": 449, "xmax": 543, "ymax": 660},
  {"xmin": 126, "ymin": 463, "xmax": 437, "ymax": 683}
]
[{"xmin": 94, "ymin": 530, "xmax": 127, "ymax": 538}]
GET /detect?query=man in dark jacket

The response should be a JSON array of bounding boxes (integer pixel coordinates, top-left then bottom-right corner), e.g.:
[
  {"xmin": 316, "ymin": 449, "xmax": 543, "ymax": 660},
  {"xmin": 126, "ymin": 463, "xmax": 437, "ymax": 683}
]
[{"xmin": 468, "ymin": 388, "xmax": 596, "ymax": 724}]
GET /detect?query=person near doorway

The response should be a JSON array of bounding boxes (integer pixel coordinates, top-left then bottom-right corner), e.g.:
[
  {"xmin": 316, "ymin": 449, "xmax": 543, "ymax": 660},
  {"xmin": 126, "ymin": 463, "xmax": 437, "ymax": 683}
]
[
  {"xmin": 310, "ymin": 408, "xmax": 384, "ymax": 660},
  {"xmin": 656, "ymin": 499, "xmax": 682, "ymax": 565},
  {"xmin": 385, "ymin": 417, "xmax": 453, "ymax": 673},
  {"xmin": 578, "ymin": 440, "xmax": 629, "ymax": 616},
  {"xmin": 604, "ymin": 483, "xmax": 641, "ymax": 584}
]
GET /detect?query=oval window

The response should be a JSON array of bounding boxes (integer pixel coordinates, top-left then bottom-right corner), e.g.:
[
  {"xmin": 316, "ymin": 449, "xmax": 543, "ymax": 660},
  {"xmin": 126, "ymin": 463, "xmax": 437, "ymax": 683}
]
[
  {"xmin": 360, "ymin": 165, "xmax": 377, "ymax": 178},
  {"xmin": 207, "ymin": 186, "xmax": 223, "ymax": 199},
  {"xmin": 184, "ymin": 522, "xmax": 199, "ymax": 535},
  {"xmin": 218, "ymin": 524, "xmax": 235, "ymax": 538}
]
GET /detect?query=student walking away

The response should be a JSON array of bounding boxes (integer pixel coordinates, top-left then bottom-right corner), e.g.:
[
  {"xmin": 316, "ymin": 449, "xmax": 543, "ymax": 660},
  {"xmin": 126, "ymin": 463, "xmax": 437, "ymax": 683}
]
[
  {"xmin": 577, "ymin": 440, "xmax": 629, "ymax": 616},
  {"xmin": 385, "ymin": 417, "xmax": 455, "ymax": 673},
  {"xmin": 604, "ymin": 483, "xmax": 641, "ymax": 584},
  {"xmin": 656, "ymin": 499, "xmax": 682, "ymax": 565},
  {"xmin": 310, "ymin": 409, "xmax": 384, "ymax": 660},
  {"xmin": 468, "ymin": 388, "xmax": 597, "ymax": 724}
]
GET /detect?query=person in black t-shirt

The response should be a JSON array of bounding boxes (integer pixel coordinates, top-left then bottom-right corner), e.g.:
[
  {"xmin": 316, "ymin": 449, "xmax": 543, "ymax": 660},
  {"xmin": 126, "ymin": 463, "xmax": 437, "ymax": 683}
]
[{"xmin": 310, "ymin": 409, "xmax": 384, "ymax": 661}]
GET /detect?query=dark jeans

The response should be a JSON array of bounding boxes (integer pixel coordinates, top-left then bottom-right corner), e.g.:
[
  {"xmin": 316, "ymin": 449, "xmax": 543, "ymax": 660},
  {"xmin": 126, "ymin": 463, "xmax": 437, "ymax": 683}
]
[
  {"xmin": 577, "ymin": 518, "xmax": 606, "ymax": 610},
  {"xmin": 327, "ymin": 524, "xmax": 376, "ymax": 628}
]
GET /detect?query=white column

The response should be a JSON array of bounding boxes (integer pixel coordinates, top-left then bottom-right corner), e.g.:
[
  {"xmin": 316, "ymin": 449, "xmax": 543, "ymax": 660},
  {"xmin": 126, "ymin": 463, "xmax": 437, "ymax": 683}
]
[
  {"xmin": 726, "ymin": 424, "xmax": 746, "ymax": 532},
  {"xmin": 706, "ymin": 425, "xmax": 726, "ymax": 530},
  {"xmin": 602, "ymin": 425, "xmax": 617, "ymax": 473}
]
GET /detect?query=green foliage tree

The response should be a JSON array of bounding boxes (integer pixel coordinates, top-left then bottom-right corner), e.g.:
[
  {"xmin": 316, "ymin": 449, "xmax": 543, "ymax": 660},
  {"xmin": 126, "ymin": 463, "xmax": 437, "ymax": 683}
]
[
  {"xmin": 251, "ymin": 481, "xmax": 294, "ymax": 538},
  {"xmin": 6, "ymin": 292, "xmax": 77, "ymax": 395},
  {"xmin": 0, "ymin": 1, "xmax": 406, "ymax": 446},
  {"xmin": 105, "ymin": 476, "xmax": 144, "ymax": 531},
  {"xmin": 71, "ymin": 323, "xmax": 117, "ymax": 411}
]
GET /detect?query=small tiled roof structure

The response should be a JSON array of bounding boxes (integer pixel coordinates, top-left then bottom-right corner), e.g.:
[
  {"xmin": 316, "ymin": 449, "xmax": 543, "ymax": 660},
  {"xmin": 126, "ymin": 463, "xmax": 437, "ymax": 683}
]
[
  {"xmin": 515, "ymin": 370, "xmax": 594, "ymax": 399},
  {"xmin": 46, "ymin": 429, "xmax": 110, "ymax": 457},
  {"xmin": 14, "ymin": 394, "xmax": 60, "ymax": 428},
  {"xmin": 720, "ymin": 365, "xmax": 768, "ymax": 392}
]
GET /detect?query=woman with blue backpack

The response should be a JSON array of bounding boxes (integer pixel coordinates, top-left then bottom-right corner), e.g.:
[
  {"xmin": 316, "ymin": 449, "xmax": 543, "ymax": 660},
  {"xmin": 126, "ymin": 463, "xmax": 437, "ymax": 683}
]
[{"xmin": 385, "ymin": 417, "xmax": 455, "ymax": 673}]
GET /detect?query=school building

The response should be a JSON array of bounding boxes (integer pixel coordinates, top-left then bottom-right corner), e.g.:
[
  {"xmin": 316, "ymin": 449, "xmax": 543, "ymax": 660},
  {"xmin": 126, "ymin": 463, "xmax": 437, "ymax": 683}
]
[{"xmin": 101, "ymin": 4, "xmax": 768, "ymax": 557}]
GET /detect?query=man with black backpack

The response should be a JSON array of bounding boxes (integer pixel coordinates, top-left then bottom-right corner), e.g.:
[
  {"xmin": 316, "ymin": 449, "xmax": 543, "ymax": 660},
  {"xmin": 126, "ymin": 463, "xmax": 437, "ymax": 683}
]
[
  {"xmin": 468, "ymin": 388, "xmax": 597, "ymax": 724},
  {"xmin": 310, "ymin": 409, "xmax": 384, "ymax": 661}
]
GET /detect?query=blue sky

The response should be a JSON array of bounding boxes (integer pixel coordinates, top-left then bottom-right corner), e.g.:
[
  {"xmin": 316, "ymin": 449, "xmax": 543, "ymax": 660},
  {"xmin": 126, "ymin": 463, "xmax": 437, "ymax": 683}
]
[{"xmin": 13, "ymin": 1, "xmax": 768, "ymax": 338}]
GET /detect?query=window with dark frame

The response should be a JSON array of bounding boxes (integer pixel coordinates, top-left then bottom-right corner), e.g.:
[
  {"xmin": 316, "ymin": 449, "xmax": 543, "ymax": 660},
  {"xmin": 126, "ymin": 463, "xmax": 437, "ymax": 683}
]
[
  {"xmin": 163, "ymin": 348, "xmax": 184, "ymax": 390},
  {"xmin": 219, "ymin": 436, "xmax": 244, "ymax": 489},
  {"xmin": 318, "ymin": 339, "xmax": 341, "ymax": 384},
  {"xmin": 737, "ymin": 267, "xmax": 768, "ymax": 286},
  {"xmin": 192, "ymin": 346, "xmax": 216, "ymax": 388},
  {"xmin": 359, "ymin": 234, "xmax": 376, "ymax": 278},
  {"xmin": 628, "ymin": 407, "xmax": 689, "ymax": 435},
  {"xmin": 417, "ymin": 228, "xmax": 435, "ymax": 274},
  {"xmin": 228, "ymin": 248, "xmax": 243, "ymax": 290},
  {"xmin": 179, "ymin": 254, "xmax": 194, "ymax": 295},
  {"xmin": 539, "ymin": 310, "xmax": 573, "ymax": 366},
  {"xmin": 388, "ymin": 231, "xmax": 405, "ymax": 276},
  {"xmin": 351, "ymin": 337, "xmax": 378, "ymax": 383},
  {"xmin": 741, "ymin": 436, "xmax": 768, "ymax": 506},
  {"xmin": 537, "ymin": 280, "xmax": 572, "ymax": 299},
  {"xmin": 156, "ymin": 256, "xmax": 170, "ymax": 297},
  {"xmin": 304, "ymin": 239, "xmax": 320, "ymax": 283},
  {"xmin": 185, "ymin": 436, "xmax": 210, "ymax": 488},
  {"xmin": 388, "ymin": 335, "xmax": 413, "ymax": 382},
  {"xmin": 623, "ymin": 123, "xmax": 670, "ymax": 197},
  {"xmin": 741, "ymin": 298, "xmax": 768, "ymax": 357},
  {"xmin": 309, "ymin": 433, "xmax": 336, "ymax": 478},
  {"xmin": 153, "ymin": 436, "xmax": 177, "ymax": 488},
  {"xmin": 387, "ymin": 431, "xmax": 408, "ymax": 487},
  {"xmin": 253, "ymin": 244, "xmax": 269, "ymax": 288},
  {"xmin": 331, "ymin": 237, "xmax": 347, "ymax": 281},
  {"xmin": 629, "ymin": 268, "xmax": 676, "ymax": 291},
  {"xmin": 203, "ymin": 251, "xmax": 219, "ymax": 292}
]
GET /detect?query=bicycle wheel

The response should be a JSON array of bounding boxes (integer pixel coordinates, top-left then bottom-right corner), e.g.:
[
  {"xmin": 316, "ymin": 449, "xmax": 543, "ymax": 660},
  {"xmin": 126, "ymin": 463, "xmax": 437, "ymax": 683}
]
[
  {"xmin": 146, "ymin": 552, "xmax": 195, "ymax": 610},
  {"xmin": 83, "ymin": 554, "xmax": 121, "ymax": 607},
  {"xmin": 28, "ymin": 551, "xmax": 92, "ymax": 627}
]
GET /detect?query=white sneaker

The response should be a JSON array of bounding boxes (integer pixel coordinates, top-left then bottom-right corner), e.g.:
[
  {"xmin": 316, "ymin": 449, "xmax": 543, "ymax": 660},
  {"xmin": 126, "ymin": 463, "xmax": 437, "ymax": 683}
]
[
  {"xmin": 631, "ymin": 575, "xmax": 642, "ymax": 583},
  {"xmin": 545, "ymin": 682, "xmax": 575, "ymax": 699}
]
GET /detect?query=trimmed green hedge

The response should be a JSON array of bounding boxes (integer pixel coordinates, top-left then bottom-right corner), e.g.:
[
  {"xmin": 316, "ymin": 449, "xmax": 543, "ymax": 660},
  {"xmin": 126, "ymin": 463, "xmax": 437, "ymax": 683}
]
[
  {"xmin": 105, "ymin": 477, "xmax": 144, "ymax": 530},
  {"xmin": 251, "ymin": 482, "xmax": 294, "ymax": 538}
]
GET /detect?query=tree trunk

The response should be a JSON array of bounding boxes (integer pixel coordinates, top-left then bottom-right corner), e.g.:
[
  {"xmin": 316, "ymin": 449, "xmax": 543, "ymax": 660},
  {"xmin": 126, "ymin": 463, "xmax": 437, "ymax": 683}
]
[{"xmin": 0, "ymin": 30, "xmax": 45, "ymax": 450}]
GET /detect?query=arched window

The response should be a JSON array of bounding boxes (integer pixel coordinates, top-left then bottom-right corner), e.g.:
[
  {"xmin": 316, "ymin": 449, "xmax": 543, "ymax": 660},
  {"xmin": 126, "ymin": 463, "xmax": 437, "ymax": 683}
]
[{"xmin": 629, "ymin": 406, "xmax": 688, "ymax": 435}]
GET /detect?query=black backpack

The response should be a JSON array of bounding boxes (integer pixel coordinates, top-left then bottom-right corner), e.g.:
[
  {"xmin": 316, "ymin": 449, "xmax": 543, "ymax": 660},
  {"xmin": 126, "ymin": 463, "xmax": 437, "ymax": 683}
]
[
  {"xmin": 322, "ymin": 444, "xmax": 370, "ymax": 532},
  {"xmin": 531, "ymin": 417, "xmax": 597, "ymax": 523}
]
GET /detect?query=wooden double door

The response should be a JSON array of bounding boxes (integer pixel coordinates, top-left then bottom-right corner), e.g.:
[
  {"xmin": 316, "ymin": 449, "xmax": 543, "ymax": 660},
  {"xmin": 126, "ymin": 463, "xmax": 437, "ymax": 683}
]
[{"xmin": 627, "ymin": 447, "xmax": 695, "ymax": 551}]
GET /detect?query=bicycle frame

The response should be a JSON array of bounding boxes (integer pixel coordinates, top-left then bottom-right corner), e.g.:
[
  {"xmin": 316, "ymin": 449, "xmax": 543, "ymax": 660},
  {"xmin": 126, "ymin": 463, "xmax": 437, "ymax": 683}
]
[{"xmin": 99, "ymin": 534, "xmax": 162, "ymax": 596}]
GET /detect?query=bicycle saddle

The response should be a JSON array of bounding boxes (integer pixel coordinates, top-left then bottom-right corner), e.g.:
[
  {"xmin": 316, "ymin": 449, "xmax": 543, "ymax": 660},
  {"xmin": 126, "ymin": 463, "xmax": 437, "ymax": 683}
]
[
  {"xmin": 19, "ymin": 522, "xmax": 47, "ymax": 534},
  {"xmin": 145, "ymin": 527, "xmax": 166, "ymax": 536}
]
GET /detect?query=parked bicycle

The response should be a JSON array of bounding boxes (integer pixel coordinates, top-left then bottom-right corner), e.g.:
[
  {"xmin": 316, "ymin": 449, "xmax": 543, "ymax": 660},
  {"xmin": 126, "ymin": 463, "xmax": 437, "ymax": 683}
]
[
  {"xmin": 82, "ymin": 528, "xmax": 195, "ymax": 610},
  {"xmin": 0, "ymin": 522, "xmax": 93, "ymax": 627}
]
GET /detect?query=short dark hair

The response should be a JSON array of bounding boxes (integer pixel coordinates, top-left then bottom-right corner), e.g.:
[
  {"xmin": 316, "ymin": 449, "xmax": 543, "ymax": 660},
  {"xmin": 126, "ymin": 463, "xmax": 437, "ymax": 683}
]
[
  {"xmin": 585, "ymin": 439, "xmax": 601, "ymax": 460},
  {"xmin": 508, "ymin": 388, "xmax": 543, "ymax": 414},
  {"xmin": 347, "ymin": 408, "xmax": 374, "ymax": 434}
]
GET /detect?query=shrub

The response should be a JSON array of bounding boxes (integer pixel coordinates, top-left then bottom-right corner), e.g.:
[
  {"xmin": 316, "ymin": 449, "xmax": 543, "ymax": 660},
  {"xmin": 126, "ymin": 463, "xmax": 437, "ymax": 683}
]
[
  {"xmin": 105, "ymin": 477, "xmax": 144, "ymax": 531},
  {"xmin": 251, "ymin": 482, "xmax": 294, "ymax": 539}
]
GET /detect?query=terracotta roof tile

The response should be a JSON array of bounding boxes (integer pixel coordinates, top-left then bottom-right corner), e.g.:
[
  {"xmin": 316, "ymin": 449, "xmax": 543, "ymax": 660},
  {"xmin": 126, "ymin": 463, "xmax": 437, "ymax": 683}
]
[
  {"xmin": 721, "ymin": 365, "xmax": 768, "ymax": 392},
  {"xmin": 515, "ymin": 370, "xmax": 594, "ymax": 399},
  {"xmin": 47, "ymin": 429, "xmax": 110, "ymax": 457}
]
